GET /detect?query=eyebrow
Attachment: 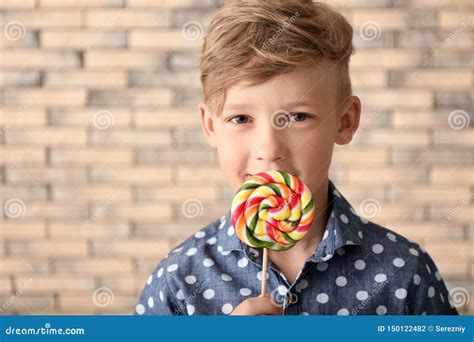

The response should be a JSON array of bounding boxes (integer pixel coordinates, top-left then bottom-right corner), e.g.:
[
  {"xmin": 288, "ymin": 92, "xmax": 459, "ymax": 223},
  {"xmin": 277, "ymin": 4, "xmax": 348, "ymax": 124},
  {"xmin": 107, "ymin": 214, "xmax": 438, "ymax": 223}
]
[
  {"xmin": 282, "ymin": 100, "xmax": 322, "ymax": 107},
  {"xmin": 223, "ymin": 100, "xmax": 321, "ymax": 111},
  {"xmin": 223, "ymin": 104, "xmax": 253, "ymax": 111}
]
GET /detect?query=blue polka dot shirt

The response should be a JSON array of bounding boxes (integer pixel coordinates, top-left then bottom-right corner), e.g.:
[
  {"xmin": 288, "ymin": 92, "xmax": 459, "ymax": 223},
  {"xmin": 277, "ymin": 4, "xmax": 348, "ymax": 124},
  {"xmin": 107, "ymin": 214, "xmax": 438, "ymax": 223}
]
[{"xmin": 135, "ymin": 180, "xmax": 459, "ymax": 316}]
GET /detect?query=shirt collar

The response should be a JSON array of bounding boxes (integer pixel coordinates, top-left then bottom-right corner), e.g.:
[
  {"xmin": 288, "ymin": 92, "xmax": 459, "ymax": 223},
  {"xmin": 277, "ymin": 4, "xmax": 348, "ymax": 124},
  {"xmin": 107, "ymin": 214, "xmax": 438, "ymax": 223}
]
[{"xmin": 219, "ymin": 179, "xmax": 364, "ymax": 262}]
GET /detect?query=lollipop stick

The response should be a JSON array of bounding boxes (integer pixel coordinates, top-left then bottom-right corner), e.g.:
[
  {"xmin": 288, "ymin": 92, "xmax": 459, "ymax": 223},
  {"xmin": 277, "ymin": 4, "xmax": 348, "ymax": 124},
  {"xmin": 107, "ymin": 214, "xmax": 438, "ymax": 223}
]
[{"xmin": 260, "ymin": 247, "xmax": 268, "ymax": 297}]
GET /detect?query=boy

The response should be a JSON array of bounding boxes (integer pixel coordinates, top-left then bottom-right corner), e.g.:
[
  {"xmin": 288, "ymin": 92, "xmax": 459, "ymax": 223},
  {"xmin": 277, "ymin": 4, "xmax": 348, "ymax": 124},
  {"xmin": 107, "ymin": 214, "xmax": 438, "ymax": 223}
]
[{"xmin": 135, "ymin": 0, "xmax": 458, "ymax": 315}]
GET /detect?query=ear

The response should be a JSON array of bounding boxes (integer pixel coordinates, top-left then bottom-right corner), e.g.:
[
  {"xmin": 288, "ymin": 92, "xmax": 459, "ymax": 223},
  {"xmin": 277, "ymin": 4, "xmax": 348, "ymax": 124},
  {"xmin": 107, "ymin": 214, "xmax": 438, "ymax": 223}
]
[
  {"xmin": 199, "ymin": 101, "xmax": 217, "ymax": 148},
  {"xmin": 335, "ymin": 96, "xmax": 361, "ymax": 145}
]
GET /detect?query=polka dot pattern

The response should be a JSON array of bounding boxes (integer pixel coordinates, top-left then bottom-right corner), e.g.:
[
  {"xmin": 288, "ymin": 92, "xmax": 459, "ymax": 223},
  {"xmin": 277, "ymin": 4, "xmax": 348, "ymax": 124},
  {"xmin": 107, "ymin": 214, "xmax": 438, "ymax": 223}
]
[
  {"xmin": 203, "ymin": 258, "xmax": 214, "ymax": 267},
  {"xmin": 221, "ymin": 274, "xmax": 232, "ymax": 282},
  {"xmin": 257, "ymin": 271, "xmax": 269, "ymax": 281},
  {"xmin": 295, "ymin": 279, "xmax": 308, "ymax": 292},
  {"xmin": 316, "ymin": 262, "xmax": 328, "ymax": 272},
  {"xmin": 134, "ymin": 182, "xmax": 457, "ymax": 316},
  {"xmin": 316, "ymin": 293, "xmax": 329, "ymax": 304},
  {"xmin": 372, "ymin": 244, "xmax": 383, "ymax": 254},
  {"xmin": 393, "ymin": 258, "xmax": 405, "ymax": 268},
  {"xmin": 186, "ymin": 248, "xmax": 197, "ymax": 256},
  {"xmin": 203, "ymin": 289, "xmax": 215, "ymax": 299},
  {"xmin": 187, "ymin": 304, "xmax": 195, "ymax": 315},
  {"xmin": 354, "ymin": 260, "xmax": 366, "ymax": 270},
  {"xmin": 135, "ymin": 304, "xmax": 145, "ymax": 315},
  {"xmin": 206, "ymin": 237, "xmax": 217, "ymax": 245},
  {"xmin": 147, "ymin": 297, "xmax": 154, "ymax": 308},
  {"xmin": 356, "ymin": 291, "xmax": 368, "ymax": 301},
  {"xmin": 240, "ymin": 288, "xmax": 252, "ymax": 296},
  {"xmin": 375, "ymin": 273, "xmax": 387, "ymax": 283},
  {"xmin": 194, "ymin": 231, "xmax": 205, "ymax": 238},
  {"xmin": 376, "ymin": 305, "xmax": 387, "ymax": 315},
  {"xmin": 222, "ymin": 303, "xmax": 233, "ymax": 315},
  {"xmin": 167, "ymin": 264, "xmax": 178, "ymax": 272},
  {"xmin": 277, "ymin": 285, "xmax": 288, "ymax": 296},
  {"xmin": 185, "ymin": 275, "xmax": 196, "ymax": 284},
  {"xmin": 395, "ymin": 288, "xmax": 407, "ymax": 299},
  {"xmin": 237, "ymin": 257, "xmax": 248, "ymax": 268},
  {"xmin": 336, "ymin": 276, "xmax": 347, "ymax": 287},
  {"xmin": 337, "ymin": 308, "xmax": 349, "ymax": 315}
]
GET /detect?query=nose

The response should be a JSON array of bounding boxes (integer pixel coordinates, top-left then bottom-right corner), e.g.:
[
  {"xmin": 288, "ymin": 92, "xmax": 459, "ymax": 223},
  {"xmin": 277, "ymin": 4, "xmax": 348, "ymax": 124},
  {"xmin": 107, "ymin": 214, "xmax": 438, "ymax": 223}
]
[{"xmin": 254, "ymin": 121, "xmax": 288, "ymax": 163}]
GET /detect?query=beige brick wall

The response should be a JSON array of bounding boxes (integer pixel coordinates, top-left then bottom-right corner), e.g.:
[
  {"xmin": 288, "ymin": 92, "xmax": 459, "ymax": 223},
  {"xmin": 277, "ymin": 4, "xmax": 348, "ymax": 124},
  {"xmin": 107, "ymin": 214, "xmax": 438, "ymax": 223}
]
[{"xmin": 0, "ymin": 0, "xmax": 472, "ymax": 315}]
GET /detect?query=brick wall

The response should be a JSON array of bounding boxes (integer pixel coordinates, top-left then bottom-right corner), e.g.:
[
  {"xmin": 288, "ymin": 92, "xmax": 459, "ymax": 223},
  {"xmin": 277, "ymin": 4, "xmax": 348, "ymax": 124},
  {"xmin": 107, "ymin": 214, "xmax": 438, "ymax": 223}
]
[{"xmin": 0, "ymin": 0, "xmax": 472, "ymax": 315}]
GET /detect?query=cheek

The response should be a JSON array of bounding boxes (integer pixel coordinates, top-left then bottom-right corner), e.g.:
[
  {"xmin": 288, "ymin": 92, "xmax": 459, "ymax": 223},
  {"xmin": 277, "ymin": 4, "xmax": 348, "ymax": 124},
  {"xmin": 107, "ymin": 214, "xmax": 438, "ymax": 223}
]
[
  {"xmin": 215, "ymin": 134, "xmax": 248, "ymax": 189},
  {"xmin": 291, "ymin": 126, "xmax": 334, "ymax": 157},
  {"xmin": 289, "ymin": 130, "xmax": 335, "ymax": 185}
]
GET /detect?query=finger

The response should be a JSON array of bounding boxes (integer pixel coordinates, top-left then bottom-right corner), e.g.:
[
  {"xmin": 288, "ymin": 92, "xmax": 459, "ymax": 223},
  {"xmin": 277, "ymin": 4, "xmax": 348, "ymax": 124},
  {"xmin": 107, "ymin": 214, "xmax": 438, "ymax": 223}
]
[{"xmin": 251, "ymin": 296, "xmax": 284, "ymax": 315}]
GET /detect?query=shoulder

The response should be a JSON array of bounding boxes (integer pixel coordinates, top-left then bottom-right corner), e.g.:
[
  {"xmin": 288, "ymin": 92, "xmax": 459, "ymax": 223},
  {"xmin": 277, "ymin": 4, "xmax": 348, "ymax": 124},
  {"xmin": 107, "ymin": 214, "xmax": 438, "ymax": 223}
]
[
  {"xmin": 136, "ymin": 214, "xmax": 229, "ymax": 314},
  {"xmin": 150, "ymin": 213, "xmax": 229, "ymax": 283},
  {"xmin": 358, "ymin": 219, "xmax": 429, "ymax": 273},
  {"xmin": 355, "ymin": 219, "xmax": 457, "ymax": 315}
]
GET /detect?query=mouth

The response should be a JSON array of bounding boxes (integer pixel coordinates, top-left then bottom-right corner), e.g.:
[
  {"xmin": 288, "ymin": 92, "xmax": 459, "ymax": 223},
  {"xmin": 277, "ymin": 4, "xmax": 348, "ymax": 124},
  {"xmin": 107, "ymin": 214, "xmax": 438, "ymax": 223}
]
[{"xmin": 245, "ymin": 171, "xmax": 298, "ymax": 180}]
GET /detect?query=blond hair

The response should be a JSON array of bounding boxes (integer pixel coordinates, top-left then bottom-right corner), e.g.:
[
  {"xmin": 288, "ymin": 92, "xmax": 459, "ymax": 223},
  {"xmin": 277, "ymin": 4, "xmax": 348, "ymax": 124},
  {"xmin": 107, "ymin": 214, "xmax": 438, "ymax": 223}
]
[{"xmin": 200, "ymin": 0, "xmax": 355, "ymax": 115}]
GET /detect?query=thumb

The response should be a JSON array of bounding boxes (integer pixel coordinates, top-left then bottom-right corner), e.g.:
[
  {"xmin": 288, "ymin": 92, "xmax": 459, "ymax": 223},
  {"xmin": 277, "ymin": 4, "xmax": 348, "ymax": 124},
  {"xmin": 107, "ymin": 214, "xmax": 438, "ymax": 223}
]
[{"xmin": 252, "ymin": 295, "xmax": 284, "ymax": 315}]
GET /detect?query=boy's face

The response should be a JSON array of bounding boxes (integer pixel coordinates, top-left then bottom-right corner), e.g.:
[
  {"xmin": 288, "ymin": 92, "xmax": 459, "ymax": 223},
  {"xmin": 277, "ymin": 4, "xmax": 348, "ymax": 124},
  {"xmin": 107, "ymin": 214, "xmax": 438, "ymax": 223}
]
[{"xmin": 199, "ymin": 60, "xmax": 361, "ymax": 197}]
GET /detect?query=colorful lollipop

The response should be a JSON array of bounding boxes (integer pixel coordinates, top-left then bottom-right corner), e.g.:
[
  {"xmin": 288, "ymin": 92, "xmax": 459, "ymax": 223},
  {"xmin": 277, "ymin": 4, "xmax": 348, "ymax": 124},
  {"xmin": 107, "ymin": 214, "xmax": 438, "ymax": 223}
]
[{"xmin": 231, "ymin": 170, "xmax": 316, "ymax": 295}]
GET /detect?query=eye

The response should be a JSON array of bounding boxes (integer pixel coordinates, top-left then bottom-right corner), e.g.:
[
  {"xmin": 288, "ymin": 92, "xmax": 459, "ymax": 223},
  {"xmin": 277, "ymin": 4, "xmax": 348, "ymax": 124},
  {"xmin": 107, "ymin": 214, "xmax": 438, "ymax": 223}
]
[
  {"xmin": 289, "ymin": 112, "xmax": 312, "ymax": 122},
  {"xmin": 229, "ymin": 115, "xmax": 251, "ymax": 125}
]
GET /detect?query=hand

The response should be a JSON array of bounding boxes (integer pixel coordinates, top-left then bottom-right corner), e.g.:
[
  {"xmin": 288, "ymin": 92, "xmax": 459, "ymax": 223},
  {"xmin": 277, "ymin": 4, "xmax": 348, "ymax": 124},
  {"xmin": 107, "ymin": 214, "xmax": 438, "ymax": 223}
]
[{"xmin": 230, "ymin": 295, "xmax": 283, "ymax": 316}]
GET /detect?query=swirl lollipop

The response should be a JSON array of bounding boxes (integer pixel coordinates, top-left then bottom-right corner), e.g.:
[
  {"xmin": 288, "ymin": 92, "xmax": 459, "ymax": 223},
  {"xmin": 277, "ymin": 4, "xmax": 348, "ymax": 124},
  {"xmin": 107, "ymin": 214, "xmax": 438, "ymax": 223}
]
[{"xmin": 231, "ymin": 170, "xmax": 316, "ymax": 295}]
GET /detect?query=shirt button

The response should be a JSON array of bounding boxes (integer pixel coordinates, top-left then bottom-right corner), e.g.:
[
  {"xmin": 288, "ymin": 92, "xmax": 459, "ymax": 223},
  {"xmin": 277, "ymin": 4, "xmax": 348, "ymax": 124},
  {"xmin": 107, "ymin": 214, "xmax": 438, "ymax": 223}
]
[{"xmin": 289, "ymin": 292, "xmax": 298, "ymax": 305}]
